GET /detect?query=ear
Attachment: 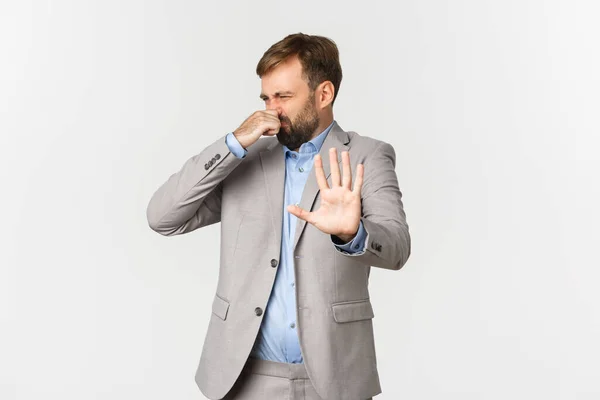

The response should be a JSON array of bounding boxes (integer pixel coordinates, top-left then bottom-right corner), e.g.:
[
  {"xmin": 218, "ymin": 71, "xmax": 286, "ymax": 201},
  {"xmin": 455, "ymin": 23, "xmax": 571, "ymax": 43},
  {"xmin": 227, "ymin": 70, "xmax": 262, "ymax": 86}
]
[{"xmin": 316, "ymin": 81, "xmax": 335, "ymax": 109}]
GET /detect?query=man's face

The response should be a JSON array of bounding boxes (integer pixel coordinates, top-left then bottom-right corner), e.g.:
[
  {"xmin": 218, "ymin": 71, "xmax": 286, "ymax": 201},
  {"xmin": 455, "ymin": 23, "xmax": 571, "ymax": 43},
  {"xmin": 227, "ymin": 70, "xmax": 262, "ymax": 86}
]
[{"xmin": 260, "ymin": 56, "xmax": 320, "ymax": 150}]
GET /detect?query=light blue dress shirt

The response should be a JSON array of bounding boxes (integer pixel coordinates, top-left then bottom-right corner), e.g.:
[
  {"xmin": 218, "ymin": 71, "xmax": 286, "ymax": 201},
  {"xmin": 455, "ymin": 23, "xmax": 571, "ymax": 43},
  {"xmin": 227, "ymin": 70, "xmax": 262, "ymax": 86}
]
[{"xmin": 224, "ymin": 120, "xmax": 367, "ymax": 363}]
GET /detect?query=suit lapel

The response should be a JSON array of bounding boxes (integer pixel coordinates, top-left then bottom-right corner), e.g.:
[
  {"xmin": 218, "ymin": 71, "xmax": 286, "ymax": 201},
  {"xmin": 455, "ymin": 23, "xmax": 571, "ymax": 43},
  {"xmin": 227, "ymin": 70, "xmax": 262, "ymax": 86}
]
[
  {"xmin": 292, "ymin": 121, "xmax": 350, "ymax": 250},
  {"xmin": 260, "ymin": 140, "xmax": 285, "ymax": 251}
]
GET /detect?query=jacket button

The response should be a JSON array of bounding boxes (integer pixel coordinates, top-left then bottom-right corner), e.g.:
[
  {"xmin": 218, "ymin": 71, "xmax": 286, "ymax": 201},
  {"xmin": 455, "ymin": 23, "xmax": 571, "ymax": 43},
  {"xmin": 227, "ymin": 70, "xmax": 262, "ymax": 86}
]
[
  {"xmin": 270, "ymin": 259, "xmax": 278, "ymax": 268},
  {"xmin": 254, "ymin": 307, "xmax": 263, "ymax": 316},
  {"xmin": 215, "ymin": 153, "xmax": 221, "ymax": 160},
  {"xmin": 204, "ymin": 164, "xmax": 209, "ymax": 170}
]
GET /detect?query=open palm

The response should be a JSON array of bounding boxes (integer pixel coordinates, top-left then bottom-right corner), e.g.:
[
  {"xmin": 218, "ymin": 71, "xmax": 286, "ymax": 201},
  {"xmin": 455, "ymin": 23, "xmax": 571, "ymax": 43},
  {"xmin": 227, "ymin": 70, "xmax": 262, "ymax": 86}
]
[{"xmin": 288, "ymin": 148, "xmax": 364, "ymax": 240}]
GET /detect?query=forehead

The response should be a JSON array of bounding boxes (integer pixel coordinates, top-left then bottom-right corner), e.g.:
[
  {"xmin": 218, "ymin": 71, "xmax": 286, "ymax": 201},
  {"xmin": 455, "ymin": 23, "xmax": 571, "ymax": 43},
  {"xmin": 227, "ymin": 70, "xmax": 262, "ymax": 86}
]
[{"xmin": 260, "ymin": 56, "xmax": 308, "ymax": 94}]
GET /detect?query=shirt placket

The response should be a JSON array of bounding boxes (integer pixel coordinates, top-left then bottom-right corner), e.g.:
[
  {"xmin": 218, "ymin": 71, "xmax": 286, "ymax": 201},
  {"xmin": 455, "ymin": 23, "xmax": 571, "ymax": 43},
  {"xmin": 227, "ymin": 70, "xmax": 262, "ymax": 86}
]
[
  {"xmin": 284, "ymin": 151, "xmax": 299, "ymax": 361},
  {"xmin": 285, "ymin": 150, "xmax": 313, "ymax": 362}
]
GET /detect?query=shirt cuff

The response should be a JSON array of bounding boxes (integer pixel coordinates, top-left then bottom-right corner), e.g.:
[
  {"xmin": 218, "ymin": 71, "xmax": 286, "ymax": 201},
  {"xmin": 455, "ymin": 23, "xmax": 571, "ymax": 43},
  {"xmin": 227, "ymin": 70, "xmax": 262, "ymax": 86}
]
[
  {"xmin": 225, "ymin": 132, "xmax": 248, "ymax": 159},
  {"xmin": 331, "ymin": 220, "xmax": 367, "ymax": 255}
]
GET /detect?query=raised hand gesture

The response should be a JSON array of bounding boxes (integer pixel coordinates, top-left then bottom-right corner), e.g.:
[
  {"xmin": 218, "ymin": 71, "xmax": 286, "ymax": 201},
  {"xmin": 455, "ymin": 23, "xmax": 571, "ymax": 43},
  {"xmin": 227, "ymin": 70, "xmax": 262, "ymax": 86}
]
[{"xmin": 287, "ymin": 148, "xmax": 364, "ymax": 243}]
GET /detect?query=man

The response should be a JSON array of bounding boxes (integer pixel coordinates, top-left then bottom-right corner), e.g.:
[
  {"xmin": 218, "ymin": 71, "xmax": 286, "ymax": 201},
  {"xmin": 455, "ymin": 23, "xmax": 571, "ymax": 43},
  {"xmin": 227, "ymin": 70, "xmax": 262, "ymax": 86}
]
[{"xmin": 146, "ymin": 33, "xmax": 411, "ymax": 400}]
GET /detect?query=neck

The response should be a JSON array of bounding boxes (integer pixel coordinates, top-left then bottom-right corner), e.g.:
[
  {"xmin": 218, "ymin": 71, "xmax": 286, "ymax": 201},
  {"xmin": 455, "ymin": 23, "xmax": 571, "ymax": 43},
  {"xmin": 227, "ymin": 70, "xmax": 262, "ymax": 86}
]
[{"xmin": 309, "ymin": 112, "xmax": 334, "ymax": 142}]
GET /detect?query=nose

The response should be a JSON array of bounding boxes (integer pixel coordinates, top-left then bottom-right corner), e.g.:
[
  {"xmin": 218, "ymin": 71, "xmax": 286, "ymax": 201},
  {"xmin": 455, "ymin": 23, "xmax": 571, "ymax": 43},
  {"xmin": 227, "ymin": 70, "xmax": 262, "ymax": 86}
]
[{"xmin": 266, "ymin": 105, "xmax": 283, "ymax": 118}]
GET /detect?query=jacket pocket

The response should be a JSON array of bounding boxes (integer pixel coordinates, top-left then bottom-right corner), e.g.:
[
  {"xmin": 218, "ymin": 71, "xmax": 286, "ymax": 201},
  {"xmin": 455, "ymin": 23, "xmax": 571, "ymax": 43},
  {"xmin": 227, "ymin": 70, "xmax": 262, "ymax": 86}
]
[
  {"xmin": 331, "ymin": 299, "xmax": 374, "ymax": 323},
  {"xmin": 212, "ymin": 294, "xmax": 230, "ymax": 321}
]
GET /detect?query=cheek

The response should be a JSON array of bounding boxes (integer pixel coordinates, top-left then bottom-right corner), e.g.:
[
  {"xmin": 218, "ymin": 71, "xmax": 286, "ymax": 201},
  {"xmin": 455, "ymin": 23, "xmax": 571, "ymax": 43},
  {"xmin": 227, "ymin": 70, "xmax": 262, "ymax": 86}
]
[{"xmin": 288, "ymin": 104, "xmax": 304, "ymax": 120}]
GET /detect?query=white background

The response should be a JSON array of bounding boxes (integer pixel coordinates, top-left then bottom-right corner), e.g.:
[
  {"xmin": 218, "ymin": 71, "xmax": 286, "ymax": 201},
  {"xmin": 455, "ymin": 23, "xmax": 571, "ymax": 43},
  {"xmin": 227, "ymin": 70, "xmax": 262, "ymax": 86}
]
[{"xmin": 1, "ymin": 0, "xmax": 599, "ymax": 399}]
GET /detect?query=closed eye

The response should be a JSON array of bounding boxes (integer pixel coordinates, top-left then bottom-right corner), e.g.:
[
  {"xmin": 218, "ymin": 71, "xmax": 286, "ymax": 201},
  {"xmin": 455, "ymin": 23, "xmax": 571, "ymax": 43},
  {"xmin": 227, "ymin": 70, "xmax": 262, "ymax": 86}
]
[{"xmin": 260, "ymin": 92, "xmax": 294, "ymax": 101}]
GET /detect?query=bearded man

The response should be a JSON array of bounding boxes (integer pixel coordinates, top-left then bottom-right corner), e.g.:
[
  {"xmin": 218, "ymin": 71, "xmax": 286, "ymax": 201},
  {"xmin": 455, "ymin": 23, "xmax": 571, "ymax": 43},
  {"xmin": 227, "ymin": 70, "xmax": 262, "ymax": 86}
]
[{"xmin": 146, "ymin": 32, "xmax": 411, "ymax": 400}]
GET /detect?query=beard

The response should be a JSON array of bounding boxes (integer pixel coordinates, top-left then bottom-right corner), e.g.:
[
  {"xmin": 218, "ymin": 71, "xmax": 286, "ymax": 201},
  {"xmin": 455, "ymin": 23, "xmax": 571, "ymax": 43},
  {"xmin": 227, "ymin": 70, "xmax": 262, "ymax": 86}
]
[{"xmin": 276, "ymin": 95, "xmax": 320, "ymax": 151}]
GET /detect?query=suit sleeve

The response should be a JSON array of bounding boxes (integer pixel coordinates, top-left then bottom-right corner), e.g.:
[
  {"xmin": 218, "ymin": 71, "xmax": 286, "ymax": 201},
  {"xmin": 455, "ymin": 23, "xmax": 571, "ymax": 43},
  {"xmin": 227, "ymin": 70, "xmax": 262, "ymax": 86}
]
[
  {"xmin": 146, "ymin": 134, "xmax": 245, "ymax": 236},
  {"xmin": 331, "ymin": 220, "xmax": 367, "ymax": 254},
  {"xmin": 336, "ymin": 141, "xmax": 411, "ymax": 270}
]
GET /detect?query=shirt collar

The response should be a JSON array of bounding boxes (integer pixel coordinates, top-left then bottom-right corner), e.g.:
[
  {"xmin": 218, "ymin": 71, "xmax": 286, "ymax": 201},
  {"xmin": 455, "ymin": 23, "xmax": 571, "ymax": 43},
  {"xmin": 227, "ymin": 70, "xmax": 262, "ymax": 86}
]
[{"xmin": 283, "ymin": 120, "xmax": 335, "ymax": 156}]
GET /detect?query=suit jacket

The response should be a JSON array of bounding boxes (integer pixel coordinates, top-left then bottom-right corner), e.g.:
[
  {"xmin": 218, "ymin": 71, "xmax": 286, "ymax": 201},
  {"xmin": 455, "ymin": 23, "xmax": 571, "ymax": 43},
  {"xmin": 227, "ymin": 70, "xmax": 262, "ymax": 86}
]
[{"xmin": 146, "ymin": 121, "xmax": 411, "ymax": 400}]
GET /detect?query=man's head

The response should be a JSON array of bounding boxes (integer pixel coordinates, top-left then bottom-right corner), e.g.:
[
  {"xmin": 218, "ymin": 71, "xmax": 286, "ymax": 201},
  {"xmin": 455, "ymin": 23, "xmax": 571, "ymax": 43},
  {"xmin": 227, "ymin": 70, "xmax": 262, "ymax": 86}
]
[{"xmin": 257, "ymin": 33, "xmax": 342, "ymax": 150}]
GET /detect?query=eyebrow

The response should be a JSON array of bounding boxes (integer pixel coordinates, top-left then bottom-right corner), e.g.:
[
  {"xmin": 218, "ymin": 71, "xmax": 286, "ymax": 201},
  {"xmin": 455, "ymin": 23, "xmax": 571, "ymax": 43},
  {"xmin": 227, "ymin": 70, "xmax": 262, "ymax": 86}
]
[{"xmin": 259, "ymin": 91, "xmax": 294, "ymax": 100}]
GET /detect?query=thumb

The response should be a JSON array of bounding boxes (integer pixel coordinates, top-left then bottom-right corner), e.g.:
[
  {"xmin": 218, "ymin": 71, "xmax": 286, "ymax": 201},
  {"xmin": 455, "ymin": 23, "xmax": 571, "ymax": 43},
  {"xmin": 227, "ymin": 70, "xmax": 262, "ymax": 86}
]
[{"xmin": 287, "ymin": 204, "xmax": 306, "ymax": 221}]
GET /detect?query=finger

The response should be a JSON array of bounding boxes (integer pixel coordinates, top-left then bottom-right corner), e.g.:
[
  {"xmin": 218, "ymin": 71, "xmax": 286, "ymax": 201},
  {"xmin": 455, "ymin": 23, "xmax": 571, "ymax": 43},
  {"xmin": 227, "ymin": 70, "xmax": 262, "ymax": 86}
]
[
  {"xmin": 263, "ymin": 118, "xmax": 281, "ymax": 135},
  {"xmin": 341, "ymin": 151, "xmax": 352, "ymax": 190},
  {"xmin": 264, "ymin": 109, "xmax": 279, "ymax": 118},
  {"xmin": 262, "ymin": 115, "xmax": 281, "ymax": 124},
  {"xmin": 352, "ymin": 163, "xmax": 364, "ymax": 196},
  {"xmin": 287, "ymin": 204, "xmax": 314, "ymax": 224},
  {"xmin": 265, "ymin": 110, "xmax": 284, "ymax": 123},
  {"xmin": 314, "ymin": 154, "xmax": 330, "ymax": 190},
  {"xmin": 329, "ymin": 148, "xmax": 341, "ymax": 187}
]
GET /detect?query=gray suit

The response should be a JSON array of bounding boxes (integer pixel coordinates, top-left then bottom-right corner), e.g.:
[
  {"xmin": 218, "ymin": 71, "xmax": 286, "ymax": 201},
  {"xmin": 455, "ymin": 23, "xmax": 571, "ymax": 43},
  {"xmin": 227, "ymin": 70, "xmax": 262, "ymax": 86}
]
[{"xmin": 146, "ymin": 121, "xmax": 411, "ymax": 400}]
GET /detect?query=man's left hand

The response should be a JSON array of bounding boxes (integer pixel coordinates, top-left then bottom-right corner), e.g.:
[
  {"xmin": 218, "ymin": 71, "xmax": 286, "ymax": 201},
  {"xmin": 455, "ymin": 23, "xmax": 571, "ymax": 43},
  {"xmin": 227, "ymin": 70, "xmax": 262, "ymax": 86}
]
[{"xmin": 287, "ymin": 148, "xmax": 364, "ymax": 243}]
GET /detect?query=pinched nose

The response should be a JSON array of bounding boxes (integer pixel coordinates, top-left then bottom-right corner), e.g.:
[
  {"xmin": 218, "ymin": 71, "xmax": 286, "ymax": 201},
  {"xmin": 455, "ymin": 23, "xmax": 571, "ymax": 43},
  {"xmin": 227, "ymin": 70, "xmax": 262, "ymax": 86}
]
[{"xmin": 266, "ymin": 107, "xmax": 284, "ymax": 116}]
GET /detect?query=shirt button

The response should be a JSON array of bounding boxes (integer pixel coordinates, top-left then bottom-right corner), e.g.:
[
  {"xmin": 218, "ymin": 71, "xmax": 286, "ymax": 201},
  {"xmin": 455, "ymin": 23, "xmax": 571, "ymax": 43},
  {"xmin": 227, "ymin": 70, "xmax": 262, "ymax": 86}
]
[
  {"xmin": 291, "ymin": 282, "xmax": 295, "ymax": 287},
  {"xmin": 298, "ymin": 167, "xmax": 304, "ymax": 172},
  {"xmin": 354, "ymin": 245, "xmax": 359, "ymax": 249},
  {"xmin": 292, "ymin": 154, "xmax": 297, "ymax": 159},
  {"xmin": 270, "ymin": 259, "xmax": 278, "ymax": 268},
  {"xmin": 290, "ymin": 322, "xmax": 296, "ymax": 329},
  {"xmin": 255, "ymin": 307, "xmax": 263, "ymax": 316}
]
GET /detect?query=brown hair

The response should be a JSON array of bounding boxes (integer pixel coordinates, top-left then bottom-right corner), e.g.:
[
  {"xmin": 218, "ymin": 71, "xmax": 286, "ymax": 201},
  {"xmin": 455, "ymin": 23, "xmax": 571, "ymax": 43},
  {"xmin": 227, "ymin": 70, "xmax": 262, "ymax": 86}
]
[{"xmin": 256, "ymin": 33, "xmax": 343, "ymax": 106}]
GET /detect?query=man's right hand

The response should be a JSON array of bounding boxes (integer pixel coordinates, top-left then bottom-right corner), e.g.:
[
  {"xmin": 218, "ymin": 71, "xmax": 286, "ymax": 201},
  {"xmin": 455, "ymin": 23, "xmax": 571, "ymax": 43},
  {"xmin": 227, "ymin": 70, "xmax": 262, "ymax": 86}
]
[{"xmin": 233, "ymin": 110, "xmax": 281, "ymax": 149}]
